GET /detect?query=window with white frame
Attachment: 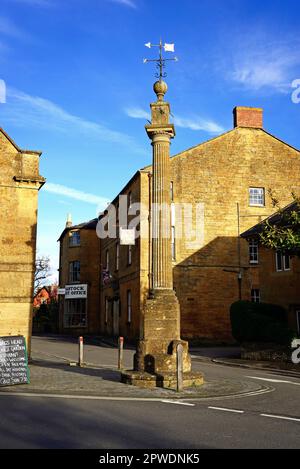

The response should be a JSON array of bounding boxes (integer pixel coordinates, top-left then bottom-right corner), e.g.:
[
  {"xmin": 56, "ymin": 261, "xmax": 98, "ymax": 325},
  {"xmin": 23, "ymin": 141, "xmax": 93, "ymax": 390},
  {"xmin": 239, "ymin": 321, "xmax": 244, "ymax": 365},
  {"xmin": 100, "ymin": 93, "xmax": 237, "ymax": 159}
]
[
  {"xmin": 276, "ymin": 251, "xmax": 290, "ymax": 272},
  {"xmin": 249, "ymin": 187, "xmax": 265, "ymax": 207},
  {"xmin": 249, "ymin": 239, "xmax": 259, "ymax": 264},
  {"xmin": 251, "ymin": 288, "xmax": 260, "ymax": 303},
  {"xmin": 69, "ymin": 260, "xmax": 80, "ymax": 283},
  {"xmin": 116, "ymin": 243, "xmax": 120, "ymax": 271},
  {"xmin": 69, "ymin": 230, "xmax": 80, "ymax": 247},
  {"xmin": 64, "ymin": 298, "xmax": 86, "ymax": 328},
  {"xmin": 127, "ymin": 290, "xmax": 132, "ymax": 323}
]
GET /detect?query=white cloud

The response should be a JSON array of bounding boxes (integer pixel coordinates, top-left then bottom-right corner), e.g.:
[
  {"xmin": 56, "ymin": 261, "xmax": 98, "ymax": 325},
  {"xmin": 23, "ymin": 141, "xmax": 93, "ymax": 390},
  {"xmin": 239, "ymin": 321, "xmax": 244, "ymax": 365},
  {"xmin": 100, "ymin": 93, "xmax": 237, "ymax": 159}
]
[
  {"xmin": 228, "ymin": 40, "xmax": 300, "ymax": 93},
  {"xmin": 6, "ymin": 0, "xmax": 52, "ymax": 6},
  {"xmin": 109, "ymin": 0, "xmax": 136, "ymax": 8},
  {"xmin": 0, "ymin": 17, "xmax": 26, "ymax": 39},
  {"xmin": 3, "ymin": 87, "xmax": 146, "ymax": 154},
  {"xmin": 44, "ymin": 182, "xmax": 110, "ymax": 211},
  {"xmin": 125, "ymin": 107, "xmax": 150, "ymax": 119},
  {"xmin": 0, "ymin": 79, "xmax": 6, "ymax": 103},
  {"xmin": 125, "ymin": 106, "xmax": 224, "ymax": 134},
  {"xmin": 174, "ymin": 116, "xmax": 224, "ymax": 134},
  {"xmin": 39, "ymin": 183, "xmax": 110, "ymax": 277}
]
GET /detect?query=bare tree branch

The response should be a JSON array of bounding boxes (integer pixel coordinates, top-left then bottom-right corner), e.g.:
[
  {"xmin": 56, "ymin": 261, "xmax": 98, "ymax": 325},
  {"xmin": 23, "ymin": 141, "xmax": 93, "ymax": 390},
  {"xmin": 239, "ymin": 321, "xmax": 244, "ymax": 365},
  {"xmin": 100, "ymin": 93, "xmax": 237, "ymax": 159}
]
[{"xmin": 34, "ymin": 256, "xmax": 52, "ymax": 296}]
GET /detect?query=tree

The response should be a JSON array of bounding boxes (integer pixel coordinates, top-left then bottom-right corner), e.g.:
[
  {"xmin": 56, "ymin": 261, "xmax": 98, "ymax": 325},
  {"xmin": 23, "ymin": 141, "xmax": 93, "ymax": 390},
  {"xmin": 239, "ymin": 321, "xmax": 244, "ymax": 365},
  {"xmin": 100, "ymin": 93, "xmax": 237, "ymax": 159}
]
[
  {"xmin": 34, "ymin": 255, "xmax": 52, "ymax": 295},
  {"xmin": 259, "ymin": 191, "xmax": 300, "ymax": 256}
]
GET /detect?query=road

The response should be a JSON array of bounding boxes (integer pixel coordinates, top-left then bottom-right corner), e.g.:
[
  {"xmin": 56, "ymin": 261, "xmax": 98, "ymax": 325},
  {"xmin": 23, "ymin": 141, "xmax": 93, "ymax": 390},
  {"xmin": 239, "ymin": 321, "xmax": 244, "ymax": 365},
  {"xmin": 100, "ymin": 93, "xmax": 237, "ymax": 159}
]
[{"xmin": 0, "ymin": 335, "xmax": 299, "ymax": 449}]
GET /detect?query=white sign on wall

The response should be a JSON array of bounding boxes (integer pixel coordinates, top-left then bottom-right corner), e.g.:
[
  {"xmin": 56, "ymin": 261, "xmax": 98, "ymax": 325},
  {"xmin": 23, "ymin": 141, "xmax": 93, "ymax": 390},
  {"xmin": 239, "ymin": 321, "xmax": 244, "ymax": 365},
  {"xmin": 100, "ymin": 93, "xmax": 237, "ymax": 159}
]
[{"xmin": 65, "ymin": 284, "xmax": 87, "ymax": 299}]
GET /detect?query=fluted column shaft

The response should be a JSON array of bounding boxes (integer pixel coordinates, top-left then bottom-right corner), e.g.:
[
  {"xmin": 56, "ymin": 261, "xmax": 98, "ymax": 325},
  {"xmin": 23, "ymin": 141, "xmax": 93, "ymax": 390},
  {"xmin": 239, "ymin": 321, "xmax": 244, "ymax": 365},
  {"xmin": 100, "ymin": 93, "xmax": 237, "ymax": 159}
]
[{"xmin": 151, "ymin": 132, "xmax": 173, "ymax": 289}]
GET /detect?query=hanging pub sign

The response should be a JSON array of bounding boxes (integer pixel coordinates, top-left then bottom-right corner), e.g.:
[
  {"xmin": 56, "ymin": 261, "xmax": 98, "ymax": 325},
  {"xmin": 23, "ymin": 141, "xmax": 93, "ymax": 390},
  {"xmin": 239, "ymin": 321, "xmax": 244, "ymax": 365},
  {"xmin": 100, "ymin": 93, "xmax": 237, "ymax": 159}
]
[{"xmin": 0, "ymin": 336, "xmax": 30, "ymax": 387}]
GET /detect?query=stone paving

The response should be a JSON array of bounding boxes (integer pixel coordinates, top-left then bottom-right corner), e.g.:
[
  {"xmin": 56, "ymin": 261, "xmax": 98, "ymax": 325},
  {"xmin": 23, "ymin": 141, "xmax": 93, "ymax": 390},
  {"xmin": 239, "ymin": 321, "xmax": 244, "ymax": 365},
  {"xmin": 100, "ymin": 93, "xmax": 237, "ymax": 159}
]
[{"xmin": 0, "ymin": 344, "xmax": 267, "ymax": 400}]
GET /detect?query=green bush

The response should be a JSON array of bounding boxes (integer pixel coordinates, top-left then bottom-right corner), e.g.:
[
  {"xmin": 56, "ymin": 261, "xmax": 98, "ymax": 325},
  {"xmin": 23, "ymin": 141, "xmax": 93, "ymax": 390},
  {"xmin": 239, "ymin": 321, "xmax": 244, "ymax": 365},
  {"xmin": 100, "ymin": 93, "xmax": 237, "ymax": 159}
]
[
  {"xmin": 230, "ymin": 300, "xmax": 294, "ymax": 345},
  {"xmin": 230, "ymin": 300, "xmax": 287, "ymax": 324}
]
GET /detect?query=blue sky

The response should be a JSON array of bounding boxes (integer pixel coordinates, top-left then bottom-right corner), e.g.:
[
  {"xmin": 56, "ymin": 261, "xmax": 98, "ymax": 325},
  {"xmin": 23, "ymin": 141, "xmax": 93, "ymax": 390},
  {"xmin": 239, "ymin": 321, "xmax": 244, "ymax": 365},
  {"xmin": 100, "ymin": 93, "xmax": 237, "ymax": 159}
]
[{"xmin": 0, "ymin": 0, "xmax": 300, "ymax": 281}]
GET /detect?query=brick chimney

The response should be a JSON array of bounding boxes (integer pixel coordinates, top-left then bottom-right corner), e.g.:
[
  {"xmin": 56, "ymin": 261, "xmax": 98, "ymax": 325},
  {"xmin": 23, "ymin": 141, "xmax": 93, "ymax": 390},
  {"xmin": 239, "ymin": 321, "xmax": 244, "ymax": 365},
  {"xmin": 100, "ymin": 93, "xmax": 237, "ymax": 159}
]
[{"xmin": 233, "ymin": 106, "xmax": 263, "ymax": 129}]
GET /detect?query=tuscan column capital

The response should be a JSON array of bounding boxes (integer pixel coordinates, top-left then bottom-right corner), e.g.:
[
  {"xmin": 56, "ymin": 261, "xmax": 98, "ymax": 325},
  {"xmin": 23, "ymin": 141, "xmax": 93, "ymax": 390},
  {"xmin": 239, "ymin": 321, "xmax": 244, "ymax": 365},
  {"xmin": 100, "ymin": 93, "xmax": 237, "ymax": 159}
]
[{"xmin": 151, "ymin": 131, "xmax": 171, "ymax": 144}]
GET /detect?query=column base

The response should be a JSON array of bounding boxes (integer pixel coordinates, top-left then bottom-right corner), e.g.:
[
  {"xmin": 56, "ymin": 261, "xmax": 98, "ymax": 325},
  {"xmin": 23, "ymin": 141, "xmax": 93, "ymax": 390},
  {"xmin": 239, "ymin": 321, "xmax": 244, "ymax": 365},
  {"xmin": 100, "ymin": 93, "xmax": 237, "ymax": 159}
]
[
  {"xmin": 121, "ymin": 289, "xmax": 204, "ymax": 389},
  {"xmin": 121, "ymin": 370, "xmax": 204, "ymax": 389}
]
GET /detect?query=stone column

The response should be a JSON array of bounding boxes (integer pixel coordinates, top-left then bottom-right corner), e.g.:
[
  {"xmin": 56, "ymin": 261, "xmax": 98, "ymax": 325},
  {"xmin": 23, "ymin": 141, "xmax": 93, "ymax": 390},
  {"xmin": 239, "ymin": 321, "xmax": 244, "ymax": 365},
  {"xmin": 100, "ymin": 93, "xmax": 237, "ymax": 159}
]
[
  {"xmin": 151, "ymin": 131, "xmax": 173, "ymax": 290},
  {"xmin": 121, "ymin": 79, "xmax": 203, "ymax": 389}
]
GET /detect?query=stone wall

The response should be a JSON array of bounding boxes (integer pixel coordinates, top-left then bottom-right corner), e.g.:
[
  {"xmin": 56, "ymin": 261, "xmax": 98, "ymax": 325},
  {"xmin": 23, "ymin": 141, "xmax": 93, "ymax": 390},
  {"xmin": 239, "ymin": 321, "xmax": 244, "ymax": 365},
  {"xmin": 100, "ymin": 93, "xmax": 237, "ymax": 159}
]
[
  {"xmin": 99, "ymin": 109, "xmax": 300, "ymax": 343},
  {"xmin": 100, "ymin": 172, "xmax": 143, "ymax": 340},
  {"xmin": 0, "ymin": 129, "xmax": 44, "ymax": 353},
  {"xmin": 58, "ymin": 224, "xmax": 101, "ymax": 334},
  {"xmin": 249, "ymin": 246, "xmax": 300, "ymax": 332}
]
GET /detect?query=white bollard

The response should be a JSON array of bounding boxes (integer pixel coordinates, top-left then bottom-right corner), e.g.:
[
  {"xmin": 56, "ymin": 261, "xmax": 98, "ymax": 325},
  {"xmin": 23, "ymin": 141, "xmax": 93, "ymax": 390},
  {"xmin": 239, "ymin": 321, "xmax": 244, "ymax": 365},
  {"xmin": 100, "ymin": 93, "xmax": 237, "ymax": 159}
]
[
  {"xmin": 118, "ymin": 336, "xmax": 124, "ymax": 370},
  {"xmin": 78, "ymin": 336, "xmax": 84, "ymax": 367},
  {"xmin": 176, "ymin": 343, "xmax": 183, "ymax": 392}
]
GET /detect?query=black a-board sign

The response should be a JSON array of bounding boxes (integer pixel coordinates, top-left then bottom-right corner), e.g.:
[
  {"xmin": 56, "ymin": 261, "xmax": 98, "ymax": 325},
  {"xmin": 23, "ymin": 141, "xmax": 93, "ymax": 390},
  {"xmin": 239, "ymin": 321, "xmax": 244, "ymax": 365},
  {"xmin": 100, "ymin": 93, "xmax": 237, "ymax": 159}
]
[{"xmin": 0, "ymin": 336, "xmax": 30, "ymax": 386}]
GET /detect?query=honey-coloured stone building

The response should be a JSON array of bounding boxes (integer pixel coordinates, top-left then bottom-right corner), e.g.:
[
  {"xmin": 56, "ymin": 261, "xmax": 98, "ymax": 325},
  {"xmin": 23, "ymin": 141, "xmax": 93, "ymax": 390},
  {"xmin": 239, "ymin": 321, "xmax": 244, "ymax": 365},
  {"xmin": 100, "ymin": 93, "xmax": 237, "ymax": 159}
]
[
  {"xmin": 57, "ymin": 106, "xmax": 300, "ymax": 343},
  {"xmin": 0, "ymin": 128, "xmax": 45, "ymax": 353},
  {"xmin": 100, "ymin": 106, "xmax": 300, "ymax": 343}
]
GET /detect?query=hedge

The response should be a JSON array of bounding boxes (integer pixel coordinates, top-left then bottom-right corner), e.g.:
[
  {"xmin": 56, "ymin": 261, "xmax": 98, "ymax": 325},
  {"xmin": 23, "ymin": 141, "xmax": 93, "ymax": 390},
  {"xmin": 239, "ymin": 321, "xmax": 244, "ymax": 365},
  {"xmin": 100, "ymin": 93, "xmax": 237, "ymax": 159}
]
[{"xmin": 230, "ymin": 300, "xmax": 294, "ymax": 345}]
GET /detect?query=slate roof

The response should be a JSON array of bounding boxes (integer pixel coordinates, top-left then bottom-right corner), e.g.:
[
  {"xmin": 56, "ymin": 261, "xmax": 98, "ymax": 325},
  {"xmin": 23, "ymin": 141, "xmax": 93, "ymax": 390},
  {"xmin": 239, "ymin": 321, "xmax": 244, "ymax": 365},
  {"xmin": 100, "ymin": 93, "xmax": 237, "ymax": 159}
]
[
  {"xmin": 57, "ymin": 218, "xmax": 98, "ymax": 242},
  {"xmin": 240, "ymin": 201, "xmax": 299, "ymax": 239}
]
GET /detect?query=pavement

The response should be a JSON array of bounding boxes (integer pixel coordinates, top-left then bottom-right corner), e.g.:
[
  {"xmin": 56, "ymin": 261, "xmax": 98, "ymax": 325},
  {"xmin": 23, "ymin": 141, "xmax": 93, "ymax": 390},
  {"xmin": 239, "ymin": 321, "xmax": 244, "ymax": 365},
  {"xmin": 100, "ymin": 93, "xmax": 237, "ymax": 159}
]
[
  {"xmin": 189, "ymin": 346, "xmax": 300, "ymax": 378},
  {"xmin": 1, "ymin": 335, "xmax": 300, "ymax": 449},
  {"xmin": 1, "ymin": 334, "xmax": 298, "ymax": 399}
]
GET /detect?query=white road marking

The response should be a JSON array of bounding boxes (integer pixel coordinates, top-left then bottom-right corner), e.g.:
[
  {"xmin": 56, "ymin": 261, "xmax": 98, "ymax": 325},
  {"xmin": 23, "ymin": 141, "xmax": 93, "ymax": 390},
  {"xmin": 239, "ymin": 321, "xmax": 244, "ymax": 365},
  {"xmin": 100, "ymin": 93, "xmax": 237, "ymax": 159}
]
[
  {"xmin": 208, "ymin": 406, "xmax": 244, "ymax": 414},
  {"xmin": 261, "ymin": 414, "xmax": 300, "ymax": 423},
  {"xmin": 246, "ymin": 376, "xmax": 300, "ymax": 386},
  {"xmin": 0, "ymin": 392, "xmax": 166, "ymax": 401},
  {"xmin": 161, "ymin": 400, "xmax": 195, "ymax": 406},
  {"xmin": 0, "ymin": 385, "xmax": 274, "ymax": 402},
  {"xmin": 0, "ymin": 392, "xmax": 197, "ymax": 405}
]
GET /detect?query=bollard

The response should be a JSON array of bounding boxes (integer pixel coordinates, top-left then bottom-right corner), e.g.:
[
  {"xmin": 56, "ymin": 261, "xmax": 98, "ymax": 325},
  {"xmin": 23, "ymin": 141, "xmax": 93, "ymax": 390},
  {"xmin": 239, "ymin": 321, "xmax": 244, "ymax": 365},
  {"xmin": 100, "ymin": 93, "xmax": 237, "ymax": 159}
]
[
  {"xmin": 118, "ymin": 336, "xmax": 124, "ymax": 370},
  {"xmin": 78, "ymin": 336, "xmax": 84, "ymax": 367},
  {"xmin": 176, "ymin": 343, "xmax": 183, "ymax": 392}
]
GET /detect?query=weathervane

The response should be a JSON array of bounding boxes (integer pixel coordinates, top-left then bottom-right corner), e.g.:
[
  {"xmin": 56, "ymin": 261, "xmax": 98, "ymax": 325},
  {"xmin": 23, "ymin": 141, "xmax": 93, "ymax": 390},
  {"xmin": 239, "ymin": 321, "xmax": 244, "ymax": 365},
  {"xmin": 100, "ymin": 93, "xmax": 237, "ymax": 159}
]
[{"xmin": 143, "ymin": 39, "xmax": 178, "ymax": 80}]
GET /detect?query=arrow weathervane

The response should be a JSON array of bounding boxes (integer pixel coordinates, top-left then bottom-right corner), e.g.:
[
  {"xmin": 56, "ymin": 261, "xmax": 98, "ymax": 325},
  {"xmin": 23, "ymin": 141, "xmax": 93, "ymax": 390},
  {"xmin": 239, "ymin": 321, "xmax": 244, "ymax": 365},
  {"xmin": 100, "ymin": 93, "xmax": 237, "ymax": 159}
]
[{"xmin": 143, "ymin": 39, "xmax": 178, "ymax": 80}]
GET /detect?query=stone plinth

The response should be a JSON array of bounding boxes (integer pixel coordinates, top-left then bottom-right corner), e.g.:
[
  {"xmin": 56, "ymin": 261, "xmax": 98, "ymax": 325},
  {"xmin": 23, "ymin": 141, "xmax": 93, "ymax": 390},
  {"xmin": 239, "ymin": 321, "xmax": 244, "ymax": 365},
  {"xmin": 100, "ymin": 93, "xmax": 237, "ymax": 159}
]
[
  {"xmin": 121, "ymin": 371, "xmax": 204, "ymax": 389},
  {"xmin": 121, "ymin": 290, "xmax": 204, "ymax": 388}
]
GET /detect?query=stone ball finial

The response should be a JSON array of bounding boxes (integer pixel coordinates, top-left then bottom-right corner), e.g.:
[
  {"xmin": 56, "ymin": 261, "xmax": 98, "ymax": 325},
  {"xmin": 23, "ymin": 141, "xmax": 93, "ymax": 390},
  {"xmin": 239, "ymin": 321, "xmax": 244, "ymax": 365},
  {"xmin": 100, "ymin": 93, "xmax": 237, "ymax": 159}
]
[{"xmin": 153, "ymin": 80, "xmax": 168, "ymax": 101}]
